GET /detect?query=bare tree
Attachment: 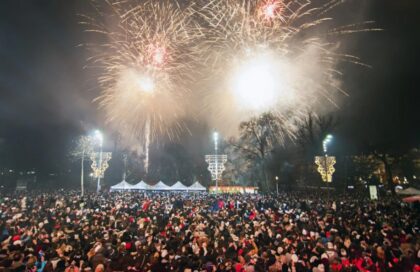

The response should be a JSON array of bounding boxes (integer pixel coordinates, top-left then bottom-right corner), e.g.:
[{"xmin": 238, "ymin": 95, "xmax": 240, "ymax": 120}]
[
  {"xmin": 294, "ymin": 112, "xmax": 337, "ymax": 184},
  {"xmin": 295, "ymin": 112, "xmax": 337, "ymax": 154},
  {"xmin": 373, "ymin": 151, "xmax": 397, "ymax": 194},
  {"xmin": 70, "ymin": 136, "xmax": 94, "ymax": 196},
  {"xmin": 350, "ymin": 154, "xmax": 382, "ymax": 184},
  {"xmin": 229, "ymin": 113, "xmax": 289, "ymax": 191}
]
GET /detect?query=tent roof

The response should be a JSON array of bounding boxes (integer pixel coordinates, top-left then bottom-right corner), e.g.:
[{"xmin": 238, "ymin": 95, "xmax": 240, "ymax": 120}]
[
  {"xmin": 110, "ymin": 180, "xmax": 134, "ymax": 190},
  {"xmin": 151, "ymin": 181, "xmax": 171, "ymax": 190},
  {"xmin": 171, "ymin": 181, "xmax": 188, "ymax": 190},
  {"xmin": 402, "ymin": 195, "xmax": 420, "ymax": 203},
  {"xmin": 188, "ymin": 181, "xmax": 206, "ymax": 191},
  {"xmin": 396, "ymin": 187, "xmax": 420, "ymax": 195},
  {"xmin": 132, "ymin": 180, "xmax": 149, "ymax": 190}
]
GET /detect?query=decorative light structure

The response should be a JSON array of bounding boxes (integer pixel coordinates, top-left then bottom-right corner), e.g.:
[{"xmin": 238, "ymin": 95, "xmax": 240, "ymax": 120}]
[
  {"xmin": 90, "ymin": 152, "xmax": 112, "ymax": 190},
  {"xmin": 90, "ymin": 130, "xmax": 112, "ymax": 192},
  {"xmin": 205, "ymin": 132, "xmax": 227, "ymax": 193},
  {"xmin": 315, "ymin": 156, "xmax": 336, "ymax": 182},
  {"xmin": 315, "ymin": 134, "xmax": 336, "ymax": 183}
]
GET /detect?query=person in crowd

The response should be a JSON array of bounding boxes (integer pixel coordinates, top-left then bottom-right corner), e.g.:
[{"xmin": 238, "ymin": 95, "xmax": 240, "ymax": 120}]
[{"xmin": 0, "ymin": 190, "xmax": 418, "ymax": 271}]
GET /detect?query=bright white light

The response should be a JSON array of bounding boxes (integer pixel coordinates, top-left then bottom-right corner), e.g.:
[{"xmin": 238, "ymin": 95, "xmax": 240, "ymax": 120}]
[
  {"xmin": 94, "ymin": 130, "xmax": 103, "ymax": 145},
  {"xmin": 323, "ymin": 134, "xmax": 333, "ymax": 153},
  {"xmin": 263, "ymin": 3, "xmax": 276, "ymax": 19},
  {"xmin": 213, "ymin": 132, "xmax": 219, "ymax": 142},
  {"xmin": 231, "ymin": 56, "xmax": 280, "ymax": 111},
  {"xmin": 119, "ymin": 69, "xmax": 155, "ymax": 94},
  {"xmin": 137, "ymin": 76, "xmax": 155, "ymax": 93}
]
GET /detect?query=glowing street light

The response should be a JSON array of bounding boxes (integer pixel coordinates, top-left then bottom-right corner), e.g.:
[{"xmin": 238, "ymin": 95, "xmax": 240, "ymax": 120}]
[
  {"xmin": 94, "ymin": 130, "xmax": 103, "ymax": 193},
  {"xmin": 94, "ymin": 130, "xmax": 103, "ymax": 146},
  {"xmin": 205, "ymin": 131, "xmax": 227, "ymax": 193},
  {"xmin": 322, "ymin": 134, "xmax": 333, "ymax": 154},
  {"xmin": 213, "ymin": 132, "xmax": 219, "ymax": 152},
  {"xmin": 316, "ymin": 134, "xmax": 336, "ymax": 192},
  {"xmin": 213, "ymin": 131, "xmax": 219, "ymax": 191}
]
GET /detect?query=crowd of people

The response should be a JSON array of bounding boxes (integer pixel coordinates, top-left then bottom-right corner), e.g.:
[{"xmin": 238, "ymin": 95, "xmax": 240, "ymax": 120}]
[{"xmin": 0, "ymin": 190, "xmax": 419, "ymax": 271}]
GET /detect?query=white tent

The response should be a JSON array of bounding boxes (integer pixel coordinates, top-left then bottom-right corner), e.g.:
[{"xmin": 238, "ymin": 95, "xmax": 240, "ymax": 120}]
[
  {"xmin": 396, "ymin": 187, "xmax": 420, "ymax": 195},
  {"xmin": 132, "ymin": 180, "xmax": 149, "ymax": 190},
  {"xmin": 188, "ymin": 181, "xmax": 206, "ymax": 191},
  {"xmin": 110, "ymin": 180, "xmax": 134, "ymax": 191},
  {"xmin": 170, "ymin": 181, "xmax": 188, "ymax": 191},
  {"xmin": 151, "ymin": 181, "xmax": 171, "ymax": 191}
]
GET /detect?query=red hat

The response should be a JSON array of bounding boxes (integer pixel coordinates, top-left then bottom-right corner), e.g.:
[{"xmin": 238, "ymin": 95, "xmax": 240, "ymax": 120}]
[
  {"xmin": 125, "ymin": 242, "xmax": 132, "ymax": 250},
  {"xmin": 12, "ymin": 235, "xmax": 20, "ymax": 242},
  {"xmin": 235, "ymin": 263, "xmax": 243, "ymax": 272}
]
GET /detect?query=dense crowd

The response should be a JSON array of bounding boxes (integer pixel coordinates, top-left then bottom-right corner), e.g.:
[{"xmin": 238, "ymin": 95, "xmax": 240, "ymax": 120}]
[{"xmin": 0, "ymin": 190, "xmax": 419, "ymax": 272}]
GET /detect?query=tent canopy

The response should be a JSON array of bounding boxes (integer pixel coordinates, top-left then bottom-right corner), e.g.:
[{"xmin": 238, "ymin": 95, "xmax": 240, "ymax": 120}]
[
  {"xmin": 110, "ymin": 180, "xmax": 134, "ymax": 191},
  {"xmin": 396, "ymin": 187, "xmax": 420, "ymax": 195},
  {"xmin": 171, "ymin": 181, "xmax": 188, "ymax": 190},
  {"xmin": 110, "ymin": 180, "xmax": 206, "ymax": 191},
  {"xmin": 151, "ymin": 181, "xmax": 171, "ymax": 190},
  {"xmin": 402, "ymin": 195, "xmax": 420, "ymax": 203},
  {"xmin": 132, "ymin": 180, "xmax": 149, "ymax": 190},
  {"xmin": 188, "ymin": 181, "xmax": 206, "ymax": 191}
]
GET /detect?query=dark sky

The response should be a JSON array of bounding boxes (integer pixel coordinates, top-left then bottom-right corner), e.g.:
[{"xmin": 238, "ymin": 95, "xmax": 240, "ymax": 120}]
[{"xmin": 0, "ymin": 0, "xmax": 419, "ymax": 172}]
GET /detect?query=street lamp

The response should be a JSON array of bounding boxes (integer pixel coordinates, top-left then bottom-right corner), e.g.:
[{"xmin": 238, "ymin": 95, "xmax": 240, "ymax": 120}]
[
  {"xmin": 323, "ymin": 134, "xmax": 333, "ymax": 154},
  {"xmin": 94, "ymin": 130, "xmax": 103, "ymax": 193},
  {"xmin": 205, "ymin": 131, "xmax": 227, "ymax": 194},
  {"xmin": 322, "ymin": 135, "xmax": 333, "ymax": 184},
  {"xmin": 275, "ymin": 176, "xmax": 279, "ymax": 195},
  {"xmin": 315, "ymin": 134, "xmax": 336, "ymax": 199},
  {"xmin": 213, "ymin": 132, "xmax": 219, "ymax": 151},
  {"xmin": 213, "ymin": 132, "xmax": 219, "ymax": 192}
]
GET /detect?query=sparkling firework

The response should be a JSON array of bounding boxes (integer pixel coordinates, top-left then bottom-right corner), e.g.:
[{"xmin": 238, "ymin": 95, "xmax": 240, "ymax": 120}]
[
  {"xmin": 198, "ymin": 0, "xmax": 380, "ymax": 138},
  {"xmin": 82, "ymin": 0, "xmax": 379, "ymax": 155},
  {"xmin": 82, "ymin": 0, "xmax": 203, "ymax": 171}
]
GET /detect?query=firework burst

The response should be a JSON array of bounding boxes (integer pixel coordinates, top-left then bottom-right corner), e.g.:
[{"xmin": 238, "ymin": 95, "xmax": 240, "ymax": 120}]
[
  {"xmin": 82, "ymin": 0, "xmax": 379, "ymax": 154},
  {"xmin": 82, "ymin": 0, "xmax": 203, "ymax": 171},
  {"xmin": 198, "ymin": 0, "xmax": 379, "ymax": 139}
]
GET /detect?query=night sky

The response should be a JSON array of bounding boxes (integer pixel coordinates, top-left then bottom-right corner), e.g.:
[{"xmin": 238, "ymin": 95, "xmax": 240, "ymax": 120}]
[{"xmin": 0, "ymin": 0, "xmax": 419, "ymax": 173}]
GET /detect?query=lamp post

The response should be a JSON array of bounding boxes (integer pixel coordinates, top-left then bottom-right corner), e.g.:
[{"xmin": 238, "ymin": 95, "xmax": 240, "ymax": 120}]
[
  {"xmin": 95, "ymin": 130, "xmax": 103, "ymax": 193},
  {"xmin": 214, "ymin": 132, "xmax": 219, "ymax": 192},
  {"xmin": 322, "ymin": 134, "xmax": 333, "ymax": 199},
  {"xmin": 81, "ymin": 147, "xmax": 85, "ymax": 197},
  {"xmin": 79, "ymin": 135, "xmax": 94, "ymax": 197},
  {"xmin": 122, "ymin": 153, "xmax": 128, "ymax": 181},
  {"xmin": 323, "ymin": 134, "xmax": 333, "ymax": 182},
  {"xmin": 275, "ymin": 176, "xmax": 279, "ymax": 195},
  {"xmin": 205, "ymin": 131, "xmax": 227, "ymax": 194},
  {"xmin": 323, "ymin": 134, "xmax": 333, "ymax": 155}
]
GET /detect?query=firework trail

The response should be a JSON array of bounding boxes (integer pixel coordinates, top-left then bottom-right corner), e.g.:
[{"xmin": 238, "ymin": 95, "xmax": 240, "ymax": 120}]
[
  {"xmin": 144, "ymin": 119, "xmax": 150, "ymax": 174},
  {"xmin": 197, "ymin": 0, "xmax": 380, "ymax": 139},
  {"xmin": 82, "ymin": 0, "xmax": 203, "ymax": 172}
]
